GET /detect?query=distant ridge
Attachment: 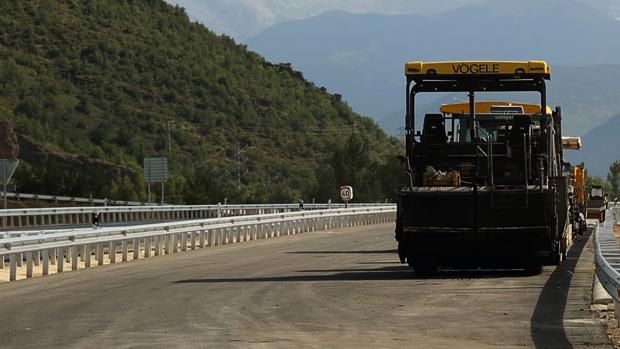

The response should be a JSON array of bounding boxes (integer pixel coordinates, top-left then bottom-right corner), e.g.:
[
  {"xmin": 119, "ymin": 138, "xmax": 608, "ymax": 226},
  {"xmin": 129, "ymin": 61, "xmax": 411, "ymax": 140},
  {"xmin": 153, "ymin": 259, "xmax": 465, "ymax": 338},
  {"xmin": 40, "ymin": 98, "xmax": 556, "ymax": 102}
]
[
  {"xmin": 565, "ymin": 112, "xmax": 620, "ymax": 178},
  {"xmin": 168, "ymin": 0, "xmax": 620, "ymax": 40},
  {"xmin": 247, "ymin": 0, "xmax": 620, "ymax": 138}
]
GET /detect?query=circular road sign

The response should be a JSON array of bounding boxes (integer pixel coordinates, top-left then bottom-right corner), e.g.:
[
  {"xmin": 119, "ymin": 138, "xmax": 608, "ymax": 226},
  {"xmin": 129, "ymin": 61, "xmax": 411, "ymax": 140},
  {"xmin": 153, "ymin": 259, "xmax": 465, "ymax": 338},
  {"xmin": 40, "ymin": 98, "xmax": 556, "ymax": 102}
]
[{"xmin": 340, "ymin": 186, "xmax": 353, "ymax": 201}]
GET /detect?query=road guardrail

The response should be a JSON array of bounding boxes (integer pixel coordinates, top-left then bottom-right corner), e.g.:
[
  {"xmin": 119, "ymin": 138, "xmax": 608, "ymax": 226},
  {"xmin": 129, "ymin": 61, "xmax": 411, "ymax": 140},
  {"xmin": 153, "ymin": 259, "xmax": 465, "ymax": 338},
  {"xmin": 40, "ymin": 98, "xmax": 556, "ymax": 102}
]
[
  {"xmin": 0, "ymin": 203, "xmax": 394, "ymax": 230},
  {"xmin": 0, "ymin": 206, "xmax": 396, "ymax": 282},
  {"xmin": 594, "ymin": 206, "xmax": 620, "ymax": 303},
  {"xmin": 3, "ymin": 191, "xmax": 150, "ymax": 206}
]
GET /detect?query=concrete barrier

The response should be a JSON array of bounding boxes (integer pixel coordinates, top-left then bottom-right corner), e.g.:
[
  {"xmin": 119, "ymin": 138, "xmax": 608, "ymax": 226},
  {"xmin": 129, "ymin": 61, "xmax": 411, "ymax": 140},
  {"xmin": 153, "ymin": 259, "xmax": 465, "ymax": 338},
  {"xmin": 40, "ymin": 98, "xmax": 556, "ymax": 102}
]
[{"xmin": 593, "ymin": 275, "xmax": 613, "ymax": 305}]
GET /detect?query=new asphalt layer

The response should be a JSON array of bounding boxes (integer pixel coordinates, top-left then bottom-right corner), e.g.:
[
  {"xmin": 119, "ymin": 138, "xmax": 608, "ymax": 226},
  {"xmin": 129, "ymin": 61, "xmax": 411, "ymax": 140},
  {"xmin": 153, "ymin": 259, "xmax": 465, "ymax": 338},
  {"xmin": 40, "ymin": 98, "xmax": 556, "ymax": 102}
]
[{"xmin": 0, "ymin": 223, "xmax": 612, "ymax": 348}]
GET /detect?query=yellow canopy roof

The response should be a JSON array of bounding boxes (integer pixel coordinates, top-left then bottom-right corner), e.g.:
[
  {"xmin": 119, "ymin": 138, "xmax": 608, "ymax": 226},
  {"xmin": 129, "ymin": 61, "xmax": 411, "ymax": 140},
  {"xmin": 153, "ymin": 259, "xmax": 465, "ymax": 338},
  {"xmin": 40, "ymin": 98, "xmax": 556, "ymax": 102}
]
[
  {"xmin": 562, "ymin": 137, "xmax": 582, "ymax": 150},
  {"xmin": 405, "ymin": 60, "xmax": 550, "ymax": 78},
  {"xmin": 439, "ymin": 101, "xmax": 552, "ymax": 115}
]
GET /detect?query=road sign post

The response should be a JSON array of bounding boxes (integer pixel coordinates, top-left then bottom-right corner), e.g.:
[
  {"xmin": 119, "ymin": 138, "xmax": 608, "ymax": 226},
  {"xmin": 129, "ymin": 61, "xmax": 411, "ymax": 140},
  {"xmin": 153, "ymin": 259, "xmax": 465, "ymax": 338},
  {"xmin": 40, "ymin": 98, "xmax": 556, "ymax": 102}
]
[
  {"xmin": 0, "ymin": 159, "xmax": 19, "ymax": 209},
  {"xmin": 340, "ymin": 186, "xmax": 353, "ymax": 208},
  {"xmin": 0, "ymin": 159, "xmax": 19, "ymax": 228},
  {"xmin": 143, "ymin": 157, "xmax": 168, "ymax": 205}
]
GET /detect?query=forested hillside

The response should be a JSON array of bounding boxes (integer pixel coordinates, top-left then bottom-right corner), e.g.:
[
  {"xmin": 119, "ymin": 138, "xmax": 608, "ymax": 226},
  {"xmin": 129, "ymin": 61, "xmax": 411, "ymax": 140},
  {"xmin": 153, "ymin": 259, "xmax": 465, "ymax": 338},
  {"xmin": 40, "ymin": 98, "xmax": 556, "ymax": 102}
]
[{"xmin": 0, "ymin": 1, "xmax": 402, "ymax": 204}]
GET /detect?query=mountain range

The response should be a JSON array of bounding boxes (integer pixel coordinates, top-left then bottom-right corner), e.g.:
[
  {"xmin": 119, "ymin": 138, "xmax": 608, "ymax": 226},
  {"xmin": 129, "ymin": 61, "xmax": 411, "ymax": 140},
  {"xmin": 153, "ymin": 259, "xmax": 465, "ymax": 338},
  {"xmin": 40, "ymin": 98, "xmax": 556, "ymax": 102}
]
[
  {"xmin": 165, "ymin": 0, "xmax": 486, "ymax": 40},
  {"xmin": 566, "ymin": 112, "xmax": 620, "ymax": 178},
  {"xmin": 241, "ymin": 0, "xmax": 620, "ymax": 175},
  {"xmin": 168, "ymin": 0, "xmax": 620, "ymax": 40},
  {"xmin": 247, "ymin": 0, "xmax": 620, "ymax": 125}
]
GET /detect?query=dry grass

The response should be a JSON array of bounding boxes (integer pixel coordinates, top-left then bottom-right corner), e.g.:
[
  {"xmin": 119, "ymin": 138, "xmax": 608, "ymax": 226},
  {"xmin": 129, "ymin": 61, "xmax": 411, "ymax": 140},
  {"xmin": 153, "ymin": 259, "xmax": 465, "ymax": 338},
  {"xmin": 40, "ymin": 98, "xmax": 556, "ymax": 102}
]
[{"xmin": 601, "ymin": 308, "xmax": 620, "ymax": 349}]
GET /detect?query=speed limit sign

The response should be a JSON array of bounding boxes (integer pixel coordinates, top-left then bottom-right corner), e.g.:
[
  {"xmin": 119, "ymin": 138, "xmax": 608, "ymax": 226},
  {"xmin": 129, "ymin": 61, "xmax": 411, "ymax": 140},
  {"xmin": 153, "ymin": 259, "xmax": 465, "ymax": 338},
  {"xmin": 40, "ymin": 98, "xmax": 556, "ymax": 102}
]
[{"xmin": 340, "ymin": 186, "xmax": 353, "ymax": 201}]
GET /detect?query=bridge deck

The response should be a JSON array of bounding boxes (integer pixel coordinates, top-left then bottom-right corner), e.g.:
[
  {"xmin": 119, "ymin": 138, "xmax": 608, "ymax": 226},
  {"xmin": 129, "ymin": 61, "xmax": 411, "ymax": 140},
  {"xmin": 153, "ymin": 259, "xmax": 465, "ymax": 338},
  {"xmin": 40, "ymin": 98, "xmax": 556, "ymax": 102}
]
[{"xmin": 0, "ymin": 224, "xmax": 611, "ymax": 348}]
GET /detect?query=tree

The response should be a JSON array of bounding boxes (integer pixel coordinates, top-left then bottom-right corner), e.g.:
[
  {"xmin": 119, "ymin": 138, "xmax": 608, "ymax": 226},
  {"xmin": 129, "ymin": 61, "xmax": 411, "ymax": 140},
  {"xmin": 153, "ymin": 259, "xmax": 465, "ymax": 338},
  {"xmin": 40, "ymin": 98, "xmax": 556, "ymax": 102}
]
[
  {"xmin": 585, "ymin": 173, "xmax": 612, "ymax": 199},
  {"xmin": 0, "ymin": 0, "xmax": 400, "ymax": 204},
  {"xmin": 607, "ymin": 160, "xmax": 620, "ymax": 200}
]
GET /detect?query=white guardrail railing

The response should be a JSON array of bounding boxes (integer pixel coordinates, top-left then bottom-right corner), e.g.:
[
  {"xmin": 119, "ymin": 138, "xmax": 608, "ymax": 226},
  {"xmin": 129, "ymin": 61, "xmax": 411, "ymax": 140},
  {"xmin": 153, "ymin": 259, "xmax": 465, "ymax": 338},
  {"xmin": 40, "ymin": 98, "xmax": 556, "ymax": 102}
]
[
  {"xmin": 0, "ymin": 203, "xmax": 391, "ymax": 230},
  {"xmin": 3, "ymin": 191, "xmax": 150, "ymax": 206},
  {"xmin": 0, "ymin": 206, "xmax": 396, "ymax": 282},
  {"xmin": 594, "ymin": 205, "xmax": 620, "ymax": 303}
]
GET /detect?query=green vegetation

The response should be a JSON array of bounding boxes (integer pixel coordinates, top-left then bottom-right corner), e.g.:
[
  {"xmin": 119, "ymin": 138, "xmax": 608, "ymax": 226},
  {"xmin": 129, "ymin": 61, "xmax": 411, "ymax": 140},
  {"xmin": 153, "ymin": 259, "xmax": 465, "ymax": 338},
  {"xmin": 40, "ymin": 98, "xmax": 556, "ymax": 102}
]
[
  {"xmin": 607, "ymin": 160, "xmax": 620, "ymax": 200},
  {"xmin": 0, "ymin": 0, "xmax": 403, "ymax": 204},
  {"xmin": 585, "ymin": 175, "xmax": 611, "ymax": 198},
  {"xmin": 584, "ymin": 160, "xmax": 620, "ymax": 201}
]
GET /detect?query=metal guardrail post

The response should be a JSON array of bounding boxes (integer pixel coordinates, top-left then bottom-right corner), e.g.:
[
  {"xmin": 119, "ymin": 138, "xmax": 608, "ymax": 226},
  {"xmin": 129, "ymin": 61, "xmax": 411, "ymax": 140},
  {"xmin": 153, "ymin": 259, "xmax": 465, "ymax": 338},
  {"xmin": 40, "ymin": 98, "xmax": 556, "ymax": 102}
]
[
  {"xmin": 42, "ymin": 249, "xmax": 49, "ymax": 275},
  {"xmin": 9, "ymin": 254, "xmax": 17, "ymax": 281},
  {"xmin": 71, "ymin": 247, "xmax": 78, "ymax": 271},
  {"xmin": 133, "ymin": 239, "xmax": 140, "ymax": 260},
  {"xmin": 84, "ymin": 245, "xmax": 91, "ymax": 268},
  {"xmin": 57, "ymin": 248, "xmax": 64, "ymax": 273}
]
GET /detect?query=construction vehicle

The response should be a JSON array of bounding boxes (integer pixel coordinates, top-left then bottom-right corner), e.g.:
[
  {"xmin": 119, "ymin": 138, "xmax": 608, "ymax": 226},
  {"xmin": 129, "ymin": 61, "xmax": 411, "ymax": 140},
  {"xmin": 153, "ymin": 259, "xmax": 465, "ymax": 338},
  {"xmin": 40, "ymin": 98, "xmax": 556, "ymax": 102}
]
[
  {"xmin": 395, "ymin": 61, "xmax": 571, "ymax": 275},
  {"xmin": 567, "ymin": 163, "xmax": 587, "ymax": 234},
  {"xmin": 587, "ymin": 185, "xmax": 607, "ymax": 223},
  {"xmin": 559, "ymin": 137, "xmax": 587, "ymax": 235}
]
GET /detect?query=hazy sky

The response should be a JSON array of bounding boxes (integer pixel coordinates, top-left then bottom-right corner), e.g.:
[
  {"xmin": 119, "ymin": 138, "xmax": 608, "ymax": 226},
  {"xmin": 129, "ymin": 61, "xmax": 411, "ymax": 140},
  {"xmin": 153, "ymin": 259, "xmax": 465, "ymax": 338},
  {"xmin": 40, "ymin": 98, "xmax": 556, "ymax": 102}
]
[
  {"xmin": 167, "ymin": 0, "xmax": 620, "ymax": 40},
  {"xmin": 167, "ymin": 0, "xmax": 485, "ymax": 39}
]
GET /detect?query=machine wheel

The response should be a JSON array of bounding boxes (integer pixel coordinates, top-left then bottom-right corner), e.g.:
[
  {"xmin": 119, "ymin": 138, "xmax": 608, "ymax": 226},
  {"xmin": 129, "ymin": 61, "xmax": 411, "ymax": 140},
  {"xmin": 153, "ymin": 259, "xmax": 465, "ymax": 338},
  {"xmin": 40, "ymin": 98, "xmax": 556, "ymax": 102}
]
[
  {"xmin": 550, "ymin": 241, "xmax": 562, "ymax": 266},
  {"xmin": 397, "ymin": 242, "xmax": 407, "ymax": 264},
  {"xmin": 524, "ymin": 261, "xmax": 543, "ymax": 276},
  {"xmin": 561, "ymin": 235, "xmax": 570, "ymax": 262}
]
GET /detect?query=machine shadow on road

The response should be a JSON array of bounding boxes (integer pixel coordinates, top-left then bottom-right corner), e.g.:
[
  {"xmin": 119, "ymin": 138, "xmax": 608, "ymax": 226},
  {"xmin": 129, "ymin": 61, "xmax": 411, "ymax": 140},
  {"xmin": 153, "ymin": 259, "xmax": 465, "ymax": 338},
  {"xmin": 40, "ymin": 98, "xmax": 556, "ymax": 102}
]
[
  {"xmin": 530, "ymin": 231, "xmax": 591, "ymax": 349},
  {"xmin": 422, "ymin": 269, "xmax": 535, "ymax": 279},
  {"xmin": 284, "ymin": 250, "xmax": 554, "ymax": 279},
  {"xmin": 286, "ymin": 249, "xmax": 397, "ymax": 254},
  {"xmin": 174, "ymin": 265, "xmax": 416, "ymax": 283},
  {"xmin": 173, "ymin": 265, "xmax": 542, "ymax": 284}
]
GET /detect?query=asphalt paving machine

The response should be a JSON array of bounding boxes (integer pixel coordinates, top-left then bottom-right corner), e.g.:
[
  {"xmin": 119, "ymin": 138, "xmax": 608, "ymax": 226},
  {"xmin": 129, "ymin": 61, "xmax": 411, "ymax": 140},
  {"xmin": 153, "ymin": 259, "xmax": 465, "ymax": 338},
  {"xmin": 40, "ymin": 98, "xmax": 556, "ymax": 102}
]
[
  {"xmin": 560, "ymin": 138, "xmax": 588, "ymax": 235},
  {"xmin": 395, "ymin": 61, "xmax": 571, "ymax": 275},
  {"xmin": 587, "ymin": 185, "xmax": 608, "ymax": 223}
]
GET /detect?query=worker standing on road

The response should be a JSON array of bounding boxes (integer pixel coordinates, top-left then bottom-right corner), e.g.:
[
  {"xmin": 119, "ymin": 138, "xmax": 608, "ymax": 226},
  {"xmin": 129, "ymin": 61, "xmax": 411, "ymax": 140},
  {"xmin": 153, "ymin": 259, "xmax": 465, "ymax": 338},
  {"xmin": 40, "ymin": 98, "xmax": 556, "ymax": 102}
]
[
  {"xmin": 299, "ymin": 199, "xmax": 304, "ymax": 210},
  {"xmin": 605, "ymin": 194, "xmax": 609, "ymax": 209},
  {"xmin": 92, "ymin": 211, "xmax": 100, "ymax": 229}
]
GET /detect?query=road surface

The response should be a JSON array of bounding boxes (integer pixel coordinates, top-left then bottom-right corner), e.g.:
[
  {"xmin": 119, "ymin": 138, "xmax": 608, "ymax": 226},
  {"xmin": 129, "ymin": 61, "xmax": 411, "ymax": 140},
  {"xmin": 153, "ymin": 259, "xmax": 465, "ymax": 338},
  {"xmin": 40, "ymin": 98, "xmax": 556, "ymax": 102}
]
[{"xmin": 0, "ymin": 223, "xmax": 611, "ymax": 348}]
